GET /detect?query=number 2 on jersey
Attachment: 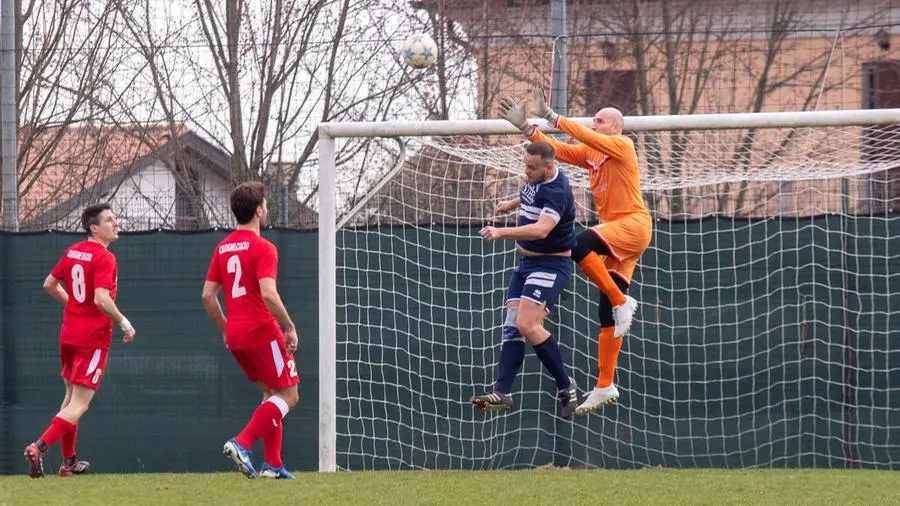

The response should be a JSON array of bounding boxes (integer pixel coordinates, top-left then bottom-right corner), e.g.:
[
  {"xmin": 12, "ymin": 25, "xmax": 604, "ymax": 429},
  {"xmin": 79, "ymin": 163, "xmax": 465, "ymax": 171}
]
[
  {"xmin": 227, "ymin": 255, "xmax": 247, "ymax": 298},
  {"xmin": 71, "ymin": 264, "xmax": 87, "ymax": 303}
]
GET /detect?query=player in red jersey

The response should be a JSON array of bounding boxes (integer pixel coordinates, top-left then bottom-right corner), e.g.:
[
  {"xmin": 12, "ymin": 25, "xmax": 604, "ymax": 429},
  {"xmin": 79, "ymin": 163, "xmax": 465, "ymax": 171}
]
[
  {"xmin": 202, "ymin": 181, "xmax": 300, "ymax": 479},
  {"xmin": 22, "ymin": 203, "xmax": 136, "ymax": 478}
]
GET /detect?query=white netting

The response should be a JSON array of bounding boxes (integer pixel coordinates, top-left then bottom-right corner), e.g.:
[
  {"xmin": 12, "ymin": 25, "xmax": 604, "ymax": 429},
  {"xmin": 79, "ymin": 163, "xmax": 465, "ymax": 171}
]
[{"xmin": 334, "ymin": 122, "xmax": 900, "ymax": 470}]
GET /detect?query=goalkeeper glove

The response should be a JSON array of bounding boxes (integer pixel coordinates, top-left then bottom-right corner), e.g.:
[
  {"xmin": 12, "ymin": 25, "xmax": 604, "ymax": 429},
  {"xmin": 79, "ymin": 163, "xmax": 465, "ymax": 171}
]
[
  {"xmin": 498, "ymin": 96, "xmax": 532, "ymax": 133},
  {"xmin": 531, "ymin": 86, "xmax": 560, "ymax": 126}
]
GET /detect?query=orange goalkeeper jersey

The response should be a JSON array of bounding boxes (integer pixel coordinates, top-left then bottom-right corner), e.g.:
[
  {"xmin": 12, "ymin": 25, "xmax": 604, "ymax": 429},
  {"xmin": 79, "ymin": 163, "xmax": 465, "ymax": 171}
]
[{"xmin": 528, "ymin": 117, "xmax": 649, "ymax": 223}]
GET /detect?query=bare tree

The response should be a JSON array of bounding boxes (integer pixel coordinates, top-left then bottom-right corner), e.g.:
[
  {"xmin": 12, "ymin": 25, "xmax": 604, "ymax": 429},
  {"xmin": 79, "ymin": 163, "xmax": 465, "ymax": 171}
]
[
  {"xmin": 573, "ymin": 0, "xmax": 889, "ymax": 218},
  {"xmin": 12, "ymin": 0, "xmax": 134, "ymax": 227},
  {"xmin": 112, "ymin": 0, "xmax": 229, "ymax": 229},
  {"xmin": 724, "ymin": 0, "xmax": 883, "ymax": 216},
  {"xmin": 15, "ymin": 0, "xmax": 889, "ymax": 229},
  {"xmin": 287, "ymin": 0, "xmax": 478, "ymax": 219},
  {"xmin": 107, "ymin": 0, "xmax": 471, "ymax": 227}
]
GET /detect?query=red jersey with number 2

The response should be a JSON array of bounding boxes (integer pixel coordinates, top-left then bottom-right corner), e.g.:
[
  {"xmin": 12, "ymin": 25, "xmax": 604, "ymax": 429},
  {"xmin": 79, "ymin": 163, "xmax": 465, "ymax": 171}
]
[
  {"xmin": 50, "ymin": 240, "xmax": 118, "ymax": 350},
  {"xmin": 206, "ymin": 230, "xmax": 281, "ymax": 350}
]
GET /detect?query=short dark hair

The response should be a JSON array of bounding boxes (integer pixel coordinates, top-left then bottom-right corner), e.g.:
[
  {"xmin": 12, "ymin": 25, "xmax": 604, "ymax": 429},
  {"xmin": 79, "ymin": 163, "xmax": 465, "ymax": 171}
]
[
  {"xmin": 81, "ymin": 203, "xmax": 112, "ymax": 235},
  {"xmin": 230, "ymin": 181, "xmax": 266, "ymax": 225},
  {"xmin": 525, "ymin": 141, "xmax": 555, "ymax": 164}
]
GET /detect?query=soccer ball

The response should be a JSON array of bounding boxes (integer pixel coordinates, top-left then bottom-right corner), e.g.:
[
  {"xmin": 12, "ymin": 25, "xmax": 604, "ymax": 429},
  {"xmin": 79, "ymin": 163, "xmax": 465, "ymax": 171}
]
[{"xmin": 401, "ymin": 33, "xmax": 438, "ymax": 69}]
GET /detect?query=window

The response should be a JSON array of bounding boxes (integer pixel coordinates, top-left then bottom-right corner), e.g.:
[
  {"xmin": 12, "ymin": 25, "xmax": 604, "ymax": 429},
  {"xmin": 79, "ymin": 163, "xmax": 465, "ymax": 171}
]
[
  {"xmin": 583, "ymin": 70, "xmax": 638, "ymax": 116},
  {"xmin": 862, "ymin": 60, "xmax": 900, "ymax": 213},
  {"xmin": 863, "ymin": 60, "xmax": 900, "ymax": 109},
  {"xmin": 175, "ymin": 166, "xmax": 200, "ymax": 230}
]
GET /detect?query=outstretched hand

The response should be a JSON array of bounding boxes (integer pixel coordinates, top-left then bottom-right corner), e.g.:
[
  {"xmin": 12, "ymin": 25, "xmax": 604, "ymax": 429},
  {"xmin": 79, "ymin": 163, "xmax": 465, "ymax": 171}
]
[
  {"xmin": 479, "ymin": 226, "xmax": 504, "ymax": 240},
  {"xmin": 532, "ymin": 86, "xmax": 558, "ymax": 124},
  {"xmin": 498, "ymin": 96, "xmax": 529, "ymax": 132},
  {"xmin": 495, "ymin": 199, "xmax": 518, "ymax": 214}
]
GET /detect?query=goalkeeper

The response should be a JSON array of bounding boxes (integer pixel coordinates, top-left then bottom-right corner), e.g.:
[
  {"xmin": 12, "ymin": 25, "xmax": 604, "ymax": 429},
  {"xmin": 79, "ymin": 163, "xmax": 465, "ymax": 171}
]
[{"xmin": 499, "ymin": 88, "xmax": 652, "ymax": 415}]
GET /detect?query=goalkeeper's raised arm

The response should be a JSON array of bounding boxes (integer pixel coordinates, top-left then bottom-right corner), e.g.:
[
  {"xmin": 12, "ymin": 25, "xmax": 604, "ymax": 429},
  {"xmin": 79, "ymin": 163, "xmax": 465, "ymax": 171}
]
[{"xmin": 530, "ymin": 86, "xmax": 633, "ymax": 161}]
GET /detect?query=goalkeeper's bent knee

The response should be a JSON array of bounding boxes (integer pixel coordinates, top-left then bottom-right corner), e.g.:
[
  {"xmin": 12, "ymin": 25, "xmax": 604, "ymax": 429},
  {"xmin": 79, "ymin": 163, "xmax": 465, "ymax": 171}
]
[
  {"xmin": 576, "ymin": 229, "xmax": 613, "ymax": 258},
  {"xmin": 572, "ymin": 244, "xmax": 591, "ymax": 263}
]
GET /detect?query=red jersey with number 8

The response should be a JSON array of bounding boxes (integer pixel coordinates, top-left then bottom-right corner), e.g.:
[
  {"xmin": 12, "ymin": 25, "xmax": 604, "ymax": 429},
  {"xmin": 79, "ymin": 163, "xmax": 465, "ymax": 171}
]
[
  {"xmin": 206, "ymin": 230, "xmax": 281, "ymax": 350},
  {"xmin": 50, "ymin": 240, "xmax": 118, "ymax": 350}
]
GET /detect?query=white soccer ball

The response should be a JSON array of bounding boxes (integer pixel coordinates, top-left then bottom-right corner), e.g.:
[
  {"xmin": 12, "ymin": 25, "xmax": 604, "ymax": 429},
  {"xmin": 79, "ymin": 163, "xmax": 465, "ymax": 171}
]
[{"xmin": 401, "ymin": 33, "xmax": 438, "ymax": 69}]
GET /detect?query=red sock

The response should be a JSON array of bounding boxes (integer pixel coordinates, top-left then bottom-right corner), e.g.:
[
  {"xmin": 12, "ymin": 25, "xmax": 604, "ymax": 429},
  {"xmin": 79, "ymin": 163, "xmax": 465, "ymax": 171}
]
[
  {"xmin": 39, "ymin": 417, "xmax": 75, "ymax": 448},
  {"xmin": 235, "ymin": 398, "xmax": 286, "ymax": 448},
  {"xmin": 61, "ymin": 423, "xmax": 78, "ymax": 459},
  {"xmin": 263, "ymin": 422, "xmax": 283, "ymax": 468}
]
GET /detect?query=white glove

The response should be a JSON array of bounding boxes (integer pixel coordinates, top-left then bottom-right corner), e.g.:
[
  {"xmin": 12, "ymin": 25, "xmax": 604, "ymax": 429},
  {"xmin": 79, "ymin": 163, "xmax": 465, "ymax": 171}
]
[
  {"xmin": 532, "ymin": 86, "xmax": 560, "ymax": 125},
  {"xmin": 498, "ymin": 96, "xmax": 530, "ymax": 132}
]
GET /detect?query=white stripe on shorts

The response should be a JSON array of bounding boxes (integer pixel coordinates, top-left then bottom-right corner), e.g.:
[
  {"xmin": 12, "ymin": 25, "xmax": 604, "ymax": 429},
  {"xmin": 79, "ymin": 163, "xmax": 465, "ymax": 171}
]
[
  {"xmin": 270, "ymin": 340, "xmax": 285, "ymax": 377},
  {"xmin": 85, "ymin": 349, "xmax": 102, "ymax": 375},
  {"xmin": 524, "ymin": 278, "xmax": 556, "ymax": 288}
]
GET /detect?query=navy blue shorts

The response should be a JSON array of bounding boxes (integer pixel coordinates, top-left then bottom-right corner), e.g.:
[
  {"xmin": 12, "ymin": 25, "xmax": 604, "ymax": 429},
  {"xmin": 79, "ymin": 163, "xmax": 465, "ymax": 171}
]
[{"xmin": 505, "ymin": 256, "xmax": 573, "ymax": 311}]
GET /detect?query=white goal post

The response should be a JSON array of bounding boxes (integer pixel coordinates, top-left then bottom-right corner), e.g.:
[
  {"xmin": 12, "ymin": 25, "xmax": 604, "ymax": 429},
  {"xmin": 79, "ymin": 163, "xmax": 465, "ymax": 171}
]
[{"xmin": 318, "ymin": 108, "xmax": 900, "ymax": 472}]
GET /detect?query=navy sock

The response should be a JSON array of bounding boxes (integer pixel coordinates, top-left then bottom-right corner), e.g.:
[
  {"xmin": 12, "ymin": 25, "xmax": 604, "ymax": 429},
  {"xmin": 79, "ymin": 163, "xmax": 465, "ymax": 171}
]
[
  {"xmin": 495, "ymin": 326, "xmax": 526, "ymax": 394},
  {"xmin": 533, "ymin": 335, "xmax": 571, "ymax": 390}
]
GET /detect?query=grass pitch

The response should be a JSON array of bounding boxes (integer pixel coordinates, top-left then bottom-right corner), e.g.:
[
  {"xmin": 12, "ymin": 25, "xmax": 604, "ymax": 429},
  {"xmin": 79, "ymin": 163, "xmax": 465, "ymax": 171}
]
[{"xmin": 1, "ymin": 468, "xmax": 896, "ymax": 505}]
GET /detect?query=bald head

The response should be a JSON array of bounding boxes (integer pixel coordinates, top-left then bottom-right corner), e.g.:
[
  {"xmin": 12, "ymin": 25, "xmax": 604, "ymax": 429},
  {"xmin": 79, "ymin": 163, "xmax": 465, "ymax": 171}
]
[{"xmin": 592, "ymin": 107, "xmax": 625, "ymax": 135}]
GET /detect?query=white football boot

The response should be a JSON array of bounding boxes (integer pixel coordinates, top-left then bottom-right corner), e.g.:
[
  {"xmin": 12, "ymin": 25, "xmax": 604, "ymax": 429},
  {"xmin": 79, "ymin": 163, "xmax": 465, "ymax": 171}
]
[
  {"xmin": 574, "ymin": 384, "xmax": 620, "ymax": 416},
  {"xmin": 613, "ymin": 296, "xmax": 638, "ymax": 338}
]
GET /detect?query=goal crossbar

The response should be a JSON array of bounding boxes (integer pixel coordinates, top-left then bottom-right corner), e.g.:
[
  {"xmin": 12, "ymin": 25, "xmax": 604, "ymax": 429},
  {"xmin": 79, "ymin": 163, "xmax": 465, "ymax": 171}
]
[{"xmin": 319, "ymin": 108, "xmax": 900, "ymax": 139}]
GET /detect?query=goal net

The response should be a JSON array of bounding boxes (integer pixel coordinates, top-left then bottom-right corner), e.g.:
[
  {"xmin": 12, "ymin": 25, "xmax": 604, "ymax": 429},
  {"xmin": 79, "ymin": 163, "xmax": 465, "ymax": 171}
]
[{"xmin": 318, "ymin": 110, "xmax": 900, "ymax": 471}]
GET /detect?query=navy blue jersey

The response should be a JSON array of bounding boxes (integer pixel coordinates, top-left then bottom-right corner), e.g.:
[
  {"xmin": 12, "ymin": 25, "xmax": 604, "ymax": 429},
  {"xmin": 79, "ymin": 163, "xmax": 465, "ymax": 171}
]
[{"xmin": 516, "ymin": 168, "xmax": 577, "ymax": 254}]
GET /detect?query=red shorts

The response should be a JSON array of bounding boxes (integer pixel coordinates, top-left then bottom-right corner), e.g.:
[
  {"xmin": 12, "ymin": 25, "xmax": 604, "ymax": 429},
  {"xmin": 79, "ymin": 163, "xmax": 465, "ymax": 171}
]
[
  {"xmin": 60, "ymin": 343, "xmax": 109, "ymax": 391},
  {"xmin": 231, "ymin": 339, "xmax": 299, "ymax": 391}
]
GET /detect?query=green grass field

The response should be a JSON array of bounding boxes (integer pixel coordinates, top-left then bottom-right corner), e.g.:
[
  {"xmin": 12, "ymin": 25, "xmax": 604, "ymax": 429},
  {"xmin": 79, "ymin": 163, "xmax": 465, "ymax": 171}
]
[{"xmin": 1, "ymin": 468, "xmax": 897, "ymax": 505}]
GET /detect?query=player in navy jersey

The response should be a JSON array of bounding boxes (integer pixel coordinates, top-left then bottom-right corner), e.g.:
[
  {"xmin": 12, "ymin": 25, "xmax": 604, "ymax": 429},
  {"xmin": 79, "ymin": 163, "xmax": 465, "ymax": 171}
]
[{"xmin": 470, "ymin": 140, "xmax": 580, "ymax": 419}]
